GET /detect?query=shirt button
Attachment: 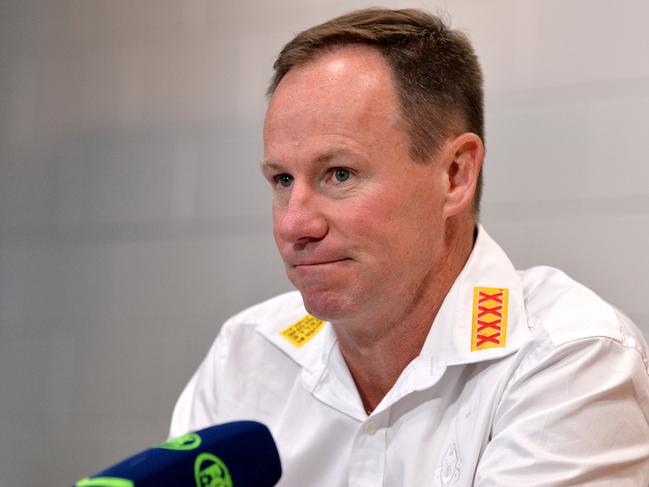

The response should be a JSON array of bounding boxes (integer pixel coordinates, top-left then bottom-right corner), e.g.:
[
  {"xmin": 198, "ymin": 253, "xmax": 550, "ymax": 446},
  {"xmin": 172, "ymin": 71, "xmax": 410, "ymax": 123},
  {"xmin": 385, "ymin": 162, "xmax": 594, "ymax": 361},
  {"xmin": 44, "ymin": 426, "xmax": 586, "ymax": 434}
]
[{"xmin": 363, "ymin": 420, "xmax": 377, "ymax": 435}]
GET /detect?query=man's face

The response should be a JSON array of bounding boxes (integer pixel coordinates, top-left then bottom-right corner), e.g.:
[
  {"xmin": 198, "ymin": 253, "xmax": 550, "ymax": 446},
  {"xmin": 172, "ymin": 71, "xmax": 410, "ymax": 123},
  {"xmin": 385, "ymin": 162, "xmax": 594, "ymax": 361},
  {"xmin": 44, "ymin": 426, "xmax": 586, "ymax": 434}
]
[{"xmin": 262, "ymin": 45, "xmax": 449, "ymax": 326}]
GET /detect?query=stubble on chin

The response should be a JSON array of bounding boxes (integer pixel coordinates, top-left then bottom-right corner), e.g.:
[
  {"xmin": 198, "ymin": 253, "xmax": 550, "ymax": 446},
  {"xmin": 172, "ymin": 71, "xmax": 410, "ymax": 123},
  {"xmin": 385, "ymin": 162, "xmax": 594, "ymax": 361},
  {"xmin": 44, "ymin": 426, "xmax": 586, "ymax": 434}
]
[{"xmin": 296, "ymin": 284, "xmax": 357, "ymax": 323}]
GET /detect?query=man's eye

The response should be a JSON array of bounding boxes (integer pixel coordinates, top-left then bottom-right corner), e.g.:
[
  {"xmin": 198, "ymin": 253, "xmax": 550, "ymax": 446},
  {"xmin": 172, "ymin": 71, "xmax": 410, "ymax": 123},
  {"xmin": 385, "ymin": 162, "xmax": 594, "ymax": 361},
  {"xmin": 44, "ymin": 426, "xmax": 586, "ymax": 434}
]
[
  {"xmin": 274, "ymin": 174, "xmax": 293, "ymax": 188},
  {"xmin": 332, "ymin": 168, "xmax": 352, "ymax": 183}
]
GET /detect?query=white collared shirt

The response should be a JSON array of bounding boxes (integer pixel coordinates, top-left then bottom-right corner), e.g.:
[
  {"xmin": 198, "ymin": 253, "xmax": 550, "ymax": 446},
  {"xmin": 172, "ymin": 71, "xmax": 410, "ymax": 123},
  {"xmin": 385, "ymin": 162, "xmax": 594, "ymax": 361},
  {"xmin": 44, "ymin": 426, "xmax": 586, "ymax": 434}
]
[{"xmin": 170, "ymin": 227, "xmax": 649, "ymax": 486}]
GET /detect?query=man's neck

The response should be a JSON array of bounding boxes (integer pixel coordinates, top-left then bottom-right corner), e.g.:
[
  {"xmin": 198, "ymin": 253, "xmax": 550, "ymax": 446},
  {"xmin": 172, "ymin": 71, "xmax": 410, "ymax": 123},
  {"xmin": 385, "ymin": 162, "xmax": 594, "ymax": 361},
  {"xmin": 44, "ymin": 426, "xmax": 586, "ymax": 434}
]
[{"xmin": 334, "ymin": 219, "xmax": 476, "ymax": 414}]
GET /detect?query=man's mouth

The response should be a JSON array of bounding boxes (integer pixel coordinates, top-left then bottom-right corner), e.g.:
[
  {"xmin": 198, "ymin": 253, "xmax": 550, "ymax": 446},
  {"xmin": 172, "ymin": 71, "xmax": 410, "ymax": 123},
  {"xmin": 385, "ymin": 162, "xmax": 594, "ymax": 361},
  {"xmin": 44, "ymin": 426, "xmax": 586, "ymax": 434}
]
[{"xmin": 292, "ymin": 258, "xmax": 351, "ymax": 267}]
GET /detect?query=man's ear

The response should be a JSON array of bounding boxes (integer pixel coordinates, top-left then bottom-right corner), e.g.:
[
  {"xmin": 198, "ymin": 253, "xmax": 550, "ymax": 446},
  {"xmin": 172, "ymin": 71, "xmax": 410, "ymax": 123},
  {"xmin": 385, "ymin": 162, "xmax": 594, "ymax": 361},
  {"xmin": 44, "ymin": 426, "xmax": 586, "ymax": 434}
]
[{"xmin": 441, "ymin": 132, "xmax": 484, "ymax": 218}]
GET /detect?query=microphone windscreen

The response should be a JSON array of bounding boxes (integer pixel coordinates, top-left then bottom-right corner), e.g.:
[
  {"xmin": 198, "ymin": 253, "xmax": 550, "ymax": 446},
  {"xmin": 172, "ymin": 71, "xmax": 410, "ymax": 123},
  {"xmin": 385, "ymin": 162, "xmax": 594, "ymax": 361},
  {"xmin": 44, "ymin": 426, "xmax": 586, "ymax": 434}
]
[{"xmin": 75, "ymin": 420, "xmax": 282, "ymax": 487}]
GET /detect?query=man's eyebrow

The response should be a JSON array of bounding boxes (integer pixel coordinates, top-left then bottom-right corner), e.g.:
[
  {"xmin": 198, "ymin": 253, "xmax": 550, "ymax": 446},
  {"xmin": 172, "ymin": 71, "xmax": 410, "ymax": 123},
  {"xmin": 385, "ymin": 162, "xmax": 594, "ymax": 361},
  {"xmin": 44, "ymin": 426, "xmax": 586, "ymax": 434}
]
[
  {"xmin": 315, "ymin": 149, "xmax": 352, "ymax": 164},
  {"xmin": 260, "ymin": 148, "xmax": 362, "ymax": 171},
  {"xmin": 260, "ymin": 159, "xmax": 283, "ymax": 172}
]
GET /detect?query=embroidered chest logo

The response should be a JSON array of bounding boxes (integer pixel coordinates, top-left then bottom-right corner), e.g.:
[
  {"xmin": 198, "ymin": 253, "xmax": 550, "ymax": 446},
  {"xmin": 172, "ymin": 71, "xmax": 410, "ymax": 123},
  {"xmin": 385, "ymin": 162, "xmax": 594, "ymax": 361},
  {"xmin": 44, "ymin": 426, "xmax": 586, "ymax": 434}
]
[
  {"xmin": 471, "ymin": 287, "xmax": 509, "ymax": 351},
  {"xmin": 280, "ymin": 314, "xmax": 325, "ymax": 348},
  {"xmin": 434, "ymin": 442, "xmax": 461, "ymax": 486}
]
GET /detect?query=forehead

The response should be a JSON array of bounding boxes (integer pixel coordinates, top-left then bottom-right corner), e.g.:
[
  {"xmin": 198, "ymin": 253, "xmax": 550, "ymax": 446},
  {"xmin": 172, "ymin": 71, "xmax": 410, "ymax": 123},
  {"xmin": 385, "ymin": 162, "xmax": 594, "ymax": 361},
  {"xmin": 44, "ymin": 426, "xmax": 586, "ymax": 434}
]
[{"xmin": 263, "ymin": 45, "xmax": 409, "ymax": 161}]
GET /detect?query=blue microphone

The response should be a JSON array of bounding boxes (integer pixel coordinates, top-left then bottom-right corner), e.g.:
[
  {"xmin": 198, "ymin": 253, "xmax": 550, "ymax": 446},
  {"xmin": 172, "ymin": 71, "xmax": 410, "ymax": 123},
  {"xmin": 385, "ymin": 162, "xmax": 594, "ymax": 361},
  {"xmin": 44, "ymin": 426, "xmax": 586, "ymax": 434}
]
[{"xmin": 75, "ymin": 420, "xmax": 282, "ymax": 487}]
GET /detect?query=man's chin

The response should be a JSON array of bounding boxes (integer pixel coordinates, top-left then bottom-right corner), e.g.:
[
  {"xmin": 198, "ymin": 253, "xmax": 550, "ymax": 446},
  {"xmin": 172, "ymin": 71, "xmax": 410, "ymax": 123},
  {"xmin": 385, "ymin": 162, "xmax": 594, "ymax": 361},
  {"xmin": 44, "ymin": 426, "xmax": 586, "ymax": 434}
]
[{"xmin": 298, "ymin": 289, "xmax": 357, "ymax": 323}]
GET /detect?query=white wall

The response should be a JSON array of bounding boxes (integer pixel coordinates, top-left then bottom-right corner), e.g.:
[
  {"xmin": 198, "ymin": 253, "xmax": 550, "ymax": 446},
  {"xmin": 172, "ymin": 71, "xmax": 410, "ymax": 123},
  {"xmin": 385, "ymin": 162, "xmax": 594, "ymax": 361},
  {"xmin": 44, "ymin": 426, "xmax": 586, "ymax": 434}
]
[{"xmin": 1, "ymin": 1, "xmax": 647, "ymax": 484}]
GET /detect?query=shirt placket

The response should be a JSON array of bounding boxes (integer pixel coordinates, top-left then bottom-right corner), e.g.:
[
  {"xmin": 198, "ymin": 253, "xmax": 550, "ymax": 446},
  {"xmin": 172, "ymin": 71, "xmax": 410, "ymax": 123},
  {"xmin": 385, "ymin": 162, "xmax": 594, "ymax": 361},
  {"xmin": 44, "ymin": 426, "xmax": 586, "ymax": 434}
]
[{"xmin": 348, "ymin": 411, "xmax": 388, "ymax": 487}]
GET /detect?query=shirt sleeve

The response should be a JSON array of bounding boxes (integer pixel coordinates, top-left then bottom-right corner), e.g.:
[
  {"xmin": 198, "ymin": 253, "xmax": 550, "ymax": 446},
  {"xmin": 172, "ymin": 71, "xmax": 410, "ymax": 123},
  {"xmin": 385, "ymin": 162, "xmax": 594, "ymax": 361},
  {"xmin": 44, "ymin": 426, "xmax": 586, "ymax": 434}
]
[
  {"xmin": 168, "ymin": 324, "xmax": 230, "ymax": 439},
  {"xmin": 168, "ymin": 370, "xmax": 200, "ymax": 439},
  {"xmin": 474, "ymin": 336, "xmax": 649, "ymax": 486}
]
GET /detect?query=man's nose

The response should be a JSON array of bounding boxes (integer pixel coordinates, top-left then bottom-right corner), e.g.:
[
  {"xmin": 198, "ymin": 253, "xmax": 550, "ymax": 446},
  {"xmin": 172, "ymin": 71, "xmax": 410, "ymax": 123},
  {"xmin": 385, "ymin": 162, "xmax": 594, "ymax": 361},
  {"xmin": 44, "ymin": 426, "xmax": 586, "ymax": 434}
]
[{"xmin": 274, "ymin": 184, "xmax": 327, "ymax": 246}]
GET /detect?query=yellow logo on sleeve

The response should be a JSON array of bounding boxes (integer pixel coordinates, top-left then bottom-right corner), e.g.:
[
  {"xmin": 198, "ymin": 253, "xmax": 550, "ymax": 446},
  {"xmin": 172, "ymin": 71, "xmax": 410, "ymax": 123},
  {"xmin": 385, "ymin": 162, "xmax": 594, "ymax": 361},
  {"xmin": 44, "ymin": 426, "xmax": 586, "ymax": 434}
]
[
  {"xmin": 471, "ymin": 287, "xmax": 509, "ymax": 351},
  {"xmin": 280, "ymin": 314, "xmax": 325, "ymax": 348}
]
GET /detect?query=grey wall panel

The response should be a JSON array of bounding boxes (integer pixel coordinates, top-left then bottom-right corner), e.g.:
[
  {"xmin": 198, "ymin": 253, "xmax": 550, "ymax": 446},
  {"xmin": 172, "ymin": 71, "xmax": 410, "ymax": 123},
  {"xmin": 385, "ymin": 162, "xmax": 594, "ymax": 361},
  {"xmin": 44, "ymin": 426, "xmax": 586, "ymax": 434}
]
[{"xmin": 484, "ymin": 214, "xmax": 649, "ymax": 326}]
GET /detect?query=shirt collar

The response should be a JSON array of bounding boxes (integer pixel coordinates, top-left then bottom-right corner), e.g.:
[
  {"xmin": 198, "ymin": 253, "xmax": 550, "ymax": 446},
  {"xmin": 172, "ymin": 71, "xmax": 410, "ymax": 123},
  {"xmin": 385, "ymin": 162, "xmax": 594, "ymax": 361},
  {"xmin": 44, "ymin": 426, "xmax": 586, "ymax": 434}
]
[
  {"xmin": 257, "ymin": 225, "xmax": 530, "ymax": 389},
  {"xmin": 417, "ymin": 224, "xmax": 530, "ymax": 368},
  {"xmin": 254, "ymin": 291, "xmax": 336, "ymax": 396}
]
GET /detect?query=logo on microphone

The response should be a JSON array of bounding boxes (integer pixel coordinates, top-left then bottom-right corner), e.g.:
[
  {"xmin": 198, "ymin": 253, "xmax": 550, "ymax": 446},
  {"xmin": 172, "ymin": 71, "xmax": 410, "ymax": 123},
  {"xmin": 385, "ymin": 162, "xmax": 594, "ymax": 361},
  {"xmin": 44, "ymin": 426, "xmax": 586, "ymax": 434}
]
[
  {"xmin": 194, "ymin": 452, "xmax": 233, "ymax": 487},
  {"xmin": 157, "ymin": 432, "xmax": 202, "ymax": 451}
]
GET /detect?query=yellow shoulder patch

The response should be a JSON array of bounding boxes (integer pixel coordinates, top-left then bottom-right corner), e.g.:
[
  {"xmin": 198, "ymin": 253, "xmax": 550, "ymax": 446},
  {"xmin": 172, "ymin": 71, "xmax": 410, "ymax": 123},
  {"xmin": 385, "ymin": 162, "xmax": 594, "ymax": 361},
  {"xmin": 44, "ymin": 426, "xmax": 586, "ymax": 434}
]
[
  {"xmin": 280, "ymin": 314, "xmax": 325, "ymax": 348},
  {"xmin": 471, "ymin": 287, "xmax": 509, "ymax": 351}
]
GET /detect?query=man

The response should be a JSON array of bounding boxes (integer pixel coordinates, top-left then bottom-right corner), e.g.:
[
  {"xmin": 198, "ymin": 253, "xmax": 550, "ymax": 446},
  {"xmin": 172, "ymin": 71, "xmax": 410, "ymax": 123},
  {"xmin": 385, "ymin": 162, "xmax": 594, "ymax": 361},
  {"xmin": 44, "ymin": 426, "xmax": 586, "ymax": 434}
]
[{"xmin": 171, "ymin": 8, "xmax": 649, "ymax": 486}]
